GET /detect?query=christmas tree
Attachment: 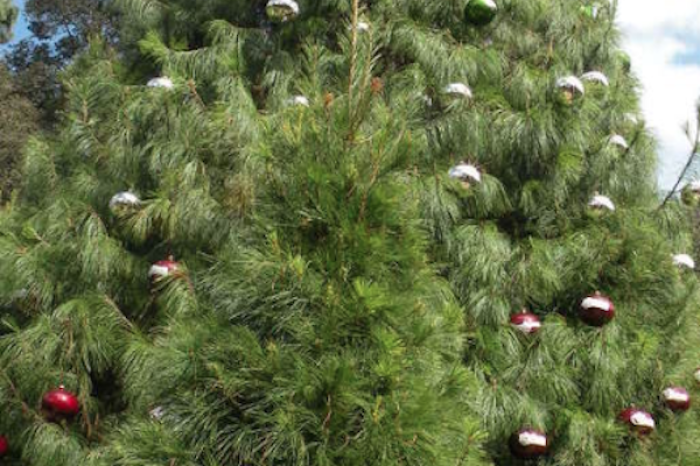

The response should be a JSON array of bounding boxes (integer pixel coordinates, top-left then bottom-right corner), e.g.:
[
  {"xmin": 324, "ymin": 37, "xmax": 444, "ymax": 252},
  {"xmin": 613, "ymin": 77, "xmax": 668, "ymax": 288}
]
[{"xmin": 1, "ymin": 0, "xmax": 700, "ymax": 465}]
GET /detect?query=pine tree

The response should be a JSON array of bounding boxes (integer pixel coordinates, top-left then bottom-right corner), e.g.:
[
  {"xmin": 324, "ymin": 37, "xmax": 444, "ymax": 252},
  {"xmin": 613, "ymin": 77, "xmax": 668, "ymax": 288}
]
[
  {"xmin": 0, "ymin": 64, "xmax": 41, "ymax": 201},
  {"xmin": 1, "ymin": 1, "xmax": 699, "ymax": 466},
  {"xmin": 0, "ymin": 0, "xmax": 18, "ymax": 43}
]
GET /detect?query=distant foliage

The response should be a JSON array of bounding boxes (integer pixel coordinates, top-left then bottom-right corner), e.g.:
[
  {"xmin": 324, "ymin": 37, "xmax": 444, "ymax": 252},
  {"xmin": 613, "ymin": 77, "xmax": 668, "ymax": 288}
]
[
  {"xmin": 0, "ymin": 65, "xmax": 40, "ymax": 202},
  {"xmin": 0, "ymin": 0, "xmax": 17, "ymax": 43}
]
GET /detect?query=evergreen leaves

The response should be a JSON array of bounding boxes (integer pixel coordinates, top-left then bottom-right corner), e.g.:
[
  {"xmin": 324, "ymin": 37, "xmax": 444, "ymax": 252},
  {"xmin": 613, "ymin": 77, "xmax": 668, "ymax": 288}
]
[{"xmin": 1, "ymin": 1, "xmax": 699, "ymax": 466}]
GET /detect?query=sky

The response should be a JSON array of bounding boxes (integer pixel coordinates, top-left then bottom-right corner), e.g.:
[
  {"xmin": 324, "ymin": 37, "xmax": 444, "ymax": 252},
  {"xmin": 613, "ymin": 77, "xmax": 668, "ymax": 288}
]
[
  {"xmin": 617, "ymin": 0, "xmax": 700, "ymax": 190},
  {"xmin": 4, "ymin": 0, "xmax": 700, "ymax": 190}
]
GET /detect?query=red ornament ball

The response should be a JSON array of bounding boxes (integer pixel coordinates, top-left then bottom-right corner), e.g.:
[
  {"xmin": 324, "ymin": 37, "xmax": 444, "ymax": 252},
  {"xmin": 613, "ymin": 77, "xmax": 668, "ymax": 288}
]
[
  {"xmin": 0, "ymin": 436, "xmax": 8, "ymax": 457},
  {"xmin": 509, "ymin": 428, "xmax": 549, "ymax": 459},
  {"xmin": 148, "ymin": 258, "xmax": 180, "ymax": 282},
  {"xmin": 619, "ymin": 408, "xmax": 655, "ymax": 435},
  {"xmin": 510, "ymin": 311, "xmax": 541, "ymax": 334},
  {"xmin": 662, "ymin": 387, "xmax": 691, "ymax": 412},
  {"xmin": 42, "ymin": 385, "xmax": 80, "ymax": 420},
  {"xmin": 580, "ymin": 292, "xmax": 615, "ymax": 326}
]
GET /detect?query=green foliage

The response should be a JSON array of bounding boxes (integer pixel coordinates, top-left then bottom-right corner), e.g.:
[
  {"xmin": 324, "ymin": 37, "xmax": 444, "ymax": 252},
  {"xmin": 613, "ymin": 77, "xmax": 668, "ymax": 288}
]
[
  {"xmin": 1, "ymin": 1, "xmax": 699, "ymax": 466},
  {"xmin": 0, "ymin": 0, "xmax": 17, "ymax": 43},
  {"xmin": 0, "ymin": 65, "xmax": 41, "ymax": 202}
]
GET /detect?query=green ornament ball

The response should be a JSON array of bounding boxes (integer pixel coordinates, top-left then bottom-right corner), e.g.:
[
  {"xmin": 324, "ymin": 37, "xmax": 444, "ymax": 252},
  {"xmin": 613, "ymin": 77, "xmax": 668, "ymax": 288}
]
[
  {"xmin": 682, "ymin": 184, "xmax": 700, "ymax": 207},
  {"xmin": 464, "ymin": 0, "xmax": 498, "ymax": 27},
  {"xmin": 579, "ymin": 4, "xmax": 601, "ymax": 19},
  {"xmin": 617, "ymin": 51, "xmax": 632, "ymax": 73}
]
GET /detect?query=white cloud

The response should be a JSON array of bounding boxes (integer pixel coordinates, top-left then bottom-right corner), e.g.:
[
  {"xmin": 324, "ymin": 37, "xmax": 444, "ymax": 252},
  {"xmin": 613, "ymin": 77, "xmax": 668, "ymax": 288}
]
[{"xmin": 616, "ymin": 0, "xmax": 700, "ymax": 190}]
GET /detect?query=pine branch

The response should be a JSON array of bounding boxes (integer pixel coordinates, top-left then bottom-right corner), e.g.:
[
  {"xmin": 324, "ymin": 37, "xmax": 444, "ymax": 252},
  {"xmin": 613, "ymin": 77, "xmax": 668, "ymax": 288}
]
[
  {"xmin": 659, "ymin": 103, "xmax": 700, "ymax": 210},
  {"xmin": 348, "ymin": 0, "xmax": 360, "ymax": 136}
]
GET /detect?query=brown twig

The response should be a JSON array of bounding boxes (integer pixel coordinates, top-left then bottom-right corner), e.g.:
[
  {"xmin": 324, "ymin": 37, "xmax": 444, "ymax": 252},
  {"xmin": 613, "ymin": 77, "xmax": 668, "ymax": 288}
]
[{"xmin": 659, "ymin": 127, "xmax": 700, "ymax": 210}]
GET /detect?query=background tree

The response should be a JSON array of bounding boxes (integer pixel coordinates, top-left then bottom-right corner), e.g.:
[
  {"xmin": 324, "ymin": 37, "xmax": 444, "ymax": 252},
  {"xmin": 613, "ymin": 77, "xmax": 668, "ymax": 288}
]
[
  {"xmin": 2, "ymin": 0, "xmax": 118, "ymax": 121},
  {"xmin": 0, "ymin": 0, "xmax": 17, "ymax": 43},
  {"xmin": 0, "ymin": 64, "xmax": 40, "ymax": 202}
]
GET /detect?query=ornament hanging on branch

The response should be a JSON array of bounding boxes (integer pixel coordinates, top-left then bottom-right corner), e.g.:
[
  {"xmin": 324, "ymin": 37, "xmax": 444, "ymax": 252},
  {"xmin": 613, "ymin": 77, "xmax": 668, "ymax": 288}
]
[
  {"xmin": 448, "ymin": 163, "xmax": 481, "ymax": 189},
  {"xmin": 348, "ymin": 21, "xmax": 370, "ymax": 33},
  {"xmin": 662, "ymin": 387, "xmax": 691, "ymax": 412},
  {"xmin": 509, "ymin": 428, "xmax": 549, "ymax": 459},
  {"xmin": 464, "ymin": 0, "xmax": 498, "ymax": 26},
  {"xmin": 443, "ymin": 83, "xmax": 473, "ymax": 101},
  {"xmin": 581, "ymin": 71, "xmax": 609, "ymax": 87},
  {"xmin": 681, "ymin": 181, "xmax": 700, "ymax": 206},
  {"xmin": 42, "ymin": 385, "xmax": 80, "ymax": 421},
  {"xmin": 266, "ymin": 0, "xmax": 300, "ymax": 23},
  {"xmin": 510, "ymin": 311, "xmax": 541, "ymax": 334},
  {"xmin": 150, "ymin": 406, "xmax": 166, "ymax": 421},
  {"xmin": 672, "ymin": 254, "xmax": 695, "ymax": 270},
  {"xmin": 608, "ymin": 134, "xmax": 629, "ymax": 150},
  {"xmin": 147, "ymin": 77, "xmax": 174, "ymax": 90},
  {"xmin": 287, "ymin": 95, "xmax": 310, "ymax": 107},
  {"xmin": 588, "ymin": 194, "xmax": 615, "ymax": 216},
  {"xmin": 556, "ymin": 76, "xmax": 585, "ymax": 105},
  {"xmin": 149, "ymin": 257, "xmax": 180, "ymax": 283},
  {"xmin": 109, "ymin": 191, "xmax": 141, "ymax": 214},
  {"xmin": 619, "ymin": 408, "xmax": 655, "ymax": 435},
  {"xmin": 0, "ymin": 436, "xmax": 7, "ymax": 457},
  {"xmin": 580, "ymin": 292, "xmax": 615, "ymax": 327}
]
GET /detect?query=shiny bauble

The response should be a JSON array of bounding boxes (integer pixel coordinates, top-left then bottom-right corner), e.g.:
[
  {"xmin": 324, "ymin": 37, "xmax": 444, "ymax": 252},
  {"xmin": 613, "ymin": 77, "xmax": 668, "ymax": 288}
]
[
  {"xmin": 266, "ymin": 0, "xmax": 300, "ymax": 23},
  {"xmin": 464, "ymin": 0, "xmax": 498, "ymax": 26},
  {"xmin": 581, "ymin": 71, "xmax": 609, "ymax": 87},
  {"xmin": 443, "ymin": 83, "xmax": 473, "ymax": 106},
  {"xmin": 147, "ymin": 77, "xmax": 174, "ymax": 90},
  {"xmin": 0, "ymin": 436, "xmax": 7, "ymax": 457},
  {"xmin": 150, "ymin": 406, "xmax": 166, "ymax": 421},
  {"xmin": 673, "ymin": 254, "xmax": 695, "ymax": 270},
  {"xmin": 109, "ymin": 191, "xmax": 140, "ymax": 215},
  {"xmin": 662, "ymin": 387, "xmax": 691, "ymax": 412},
  {"xmin": 682, "ymin": 181, "xmax": 700, "ymax": 207},
  {"xmin": 148, "ymin": 258, "xmax": 180, "ymax": 282},
  {"xmin": 448, "ymin": 163, "xmax": 481, "ymax": 190},
  {"xmin": 556, "ymin": 76, "xmax": 585, "ymax": 105},
  {"xmin": 608, "ymin": 134, "xmax": 629, "ymax": 151},
  {"xmin": 580, "ymin": 292, "xmax": 615, "ymax": 327},
  {"xmin": 42, "ymin": 385, "xmax": 80, "ymax": 421},
  {"xmin": 510, "ymin": 311, "xmax": 541, "ymax": 334},
  {"xmin": 587, "ymin": 194, "xmax": 615, "ymax": 218},
  {"xmin": 509, "ymin": 428, "xmax": 549, "ymax": 459},
  {"xmin": 287, "ymin": 95, "xmax": 310, "ymax": 107},
  {"xmin": 619, "ymin": 408, "xmax": 655, "ymax": 435}
]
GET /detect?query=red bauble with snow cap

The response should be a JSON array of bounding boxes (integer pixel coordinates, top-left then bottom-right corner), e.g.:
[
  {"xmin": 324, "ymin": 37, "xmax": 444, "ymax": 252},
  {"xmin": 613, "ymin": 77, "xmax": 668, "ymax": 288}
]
[
  {"xmin": 580, "ymin": 292, "xmax": 615, "ymax": 327},
  {"xmin": 619, "ymin": 408, "xmax": 655, "ymax": 435},
  {"xmin": 510, "ymin": 311, "xmax": 541, "ymax": 334},
  {"xmin": 662, "ymin": 387, "xmax": 691, "ymax": 412},
  {"xmin": 509, "ymin": 428, "xmax": 549, "ymax": 459},
  {"xmin": 42, "ymin": 385, "xmax": 80, "ymax": 420},
  {"xmin": 148, "ymin": 257, "xmax": 180, "ymax": 282},
  {"xmin": 0, "ymin": 435, "xmax": 8, "ymax": 457}
]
